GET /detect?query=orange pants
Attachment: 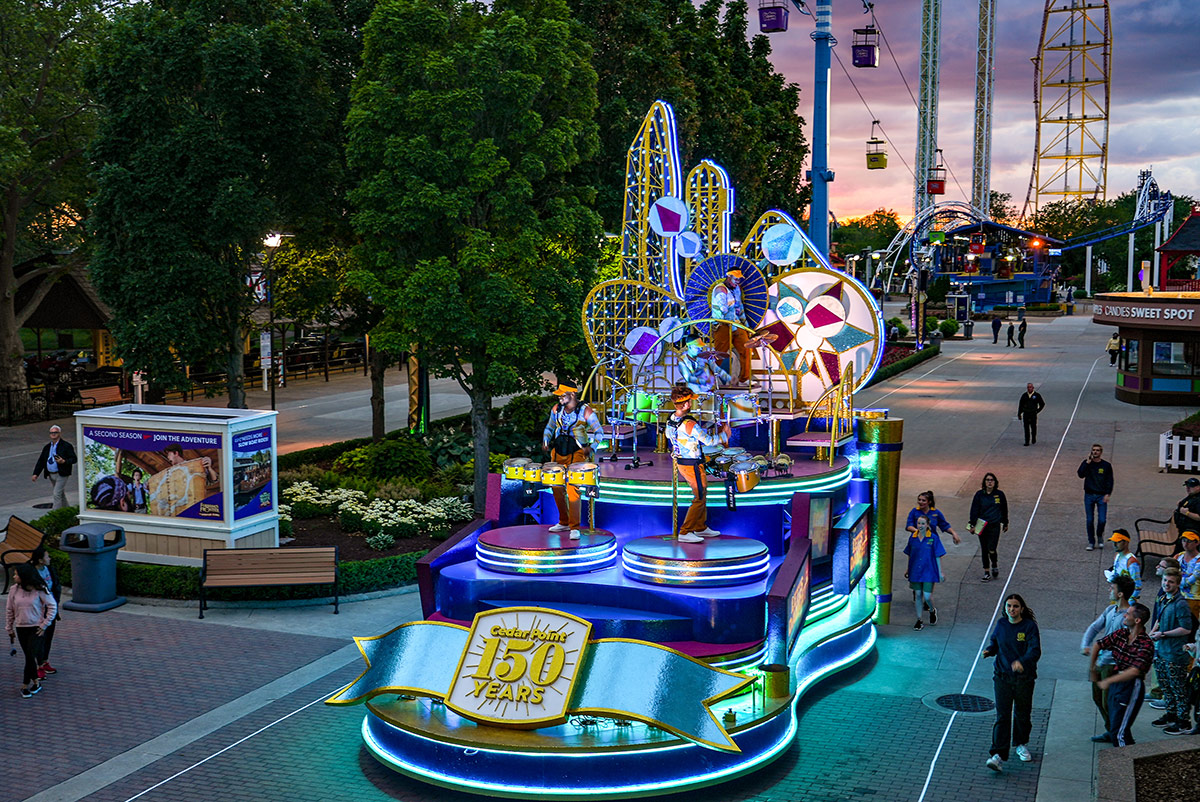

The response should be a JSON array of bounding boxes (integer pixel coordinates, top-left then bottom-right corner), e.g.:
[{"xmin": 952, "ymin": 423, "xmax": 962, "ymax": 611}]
[
  {"xmin": 712, "ymin": 323, "xmax": 752, "ymax": 382},
  {"xmin": 551, "ymin": 448, "xmax": 587, "ymax": 528},
  {"xmin": 677, "ymin": 460, "xmax": 708, "ymax": 535}
]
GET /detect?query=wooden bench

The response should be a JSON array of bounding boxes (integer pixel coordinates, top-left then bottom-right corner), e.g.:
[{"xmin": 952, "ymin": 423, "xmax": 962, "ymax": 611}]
[
  {"xmin": 199, "ymin": 547, "xmax": 339, "ymax": 619},
  {"xmin": 78, "ymin": 385, "xmax": 129, "ymax": 407},
  {"xmin": 1, "ymin": 516, "xmax": 48, "ymax": 593},
  {"xmin": 1135, "ymin": 516, "xmax": 1179, "ymax": 569}
]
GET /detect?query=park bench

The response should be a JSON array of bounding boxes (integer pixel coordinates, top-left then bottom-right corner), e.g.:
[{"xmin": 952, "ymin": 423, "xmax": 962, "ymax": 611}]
[
  {"xmin": 77, "ymin": 385, "xmax": 129, "ymax": 408},
  {"xmin": 1, "ymin": 516, "xmax": 48, "ymax": 593},
  {"xmin": 199, "ymin": 546, "xmax": 339, "ymax": 619},
  {"xmin": 1135, "ymin": 516, "xmax": 1179, "ymax": 569}
]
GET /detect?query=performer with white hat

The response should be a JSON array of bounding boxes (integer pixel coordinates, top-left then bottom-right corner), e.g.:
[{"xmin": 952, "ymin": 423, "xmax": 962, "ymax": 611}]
[{"xmin": 542, "ymin": 383, "xmax": 603, "ymax": 539}]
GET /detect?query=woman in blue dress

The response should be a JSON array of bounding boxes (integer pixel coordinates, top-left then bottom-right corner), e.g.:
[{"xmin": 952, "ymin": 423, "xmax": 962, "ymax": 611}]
[{"xmin": 905, "ymin": 491, "xmax": 960, "ymax": 628}]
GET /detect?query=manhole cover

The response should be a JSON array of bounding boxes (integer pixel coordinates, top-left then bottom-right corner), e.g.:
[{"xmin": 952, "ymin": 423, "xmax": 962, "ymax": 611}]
[{"xmin": 935, "ymin": 693, "xmax": 995, "ymax": 713}]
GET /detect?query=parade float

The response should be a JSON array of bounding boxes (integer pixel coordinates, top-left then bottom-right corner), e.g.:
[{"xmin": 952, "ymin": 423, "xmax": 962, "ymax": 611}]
[{"xmin": 327, "ymin": 102, "xmax": 903, "ymax": 798}]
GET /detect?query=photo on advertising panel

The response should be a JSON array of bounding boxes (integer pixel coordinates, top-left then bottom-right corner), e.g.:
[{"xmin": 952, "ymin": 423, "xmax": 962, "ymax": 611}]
[
  {"xmin": 232, "ymin": 427, "xmax": 274, "ymax": 520},
  {"xmin": 82, "ymin": 426, "xmax": 223, "ymax": 520}
]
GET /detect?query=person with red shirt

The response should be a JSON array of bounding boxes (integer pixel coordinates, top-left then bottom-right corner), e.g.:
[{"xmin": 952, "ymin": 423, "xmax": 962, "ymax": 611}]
[{"xmin": 1089, "ymin": 602, "xmax": 1155, "ymax": 747}]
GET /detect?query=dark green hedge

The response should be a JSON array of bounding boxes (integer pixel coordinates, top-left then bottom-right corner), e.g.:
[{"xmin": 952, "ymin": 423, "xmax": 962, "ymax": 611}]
[
  {"xmin": 864, "ymin": 343, "xmax": 941, "ymax": 388},
  {"xmin": 31, "ymin": 506, "xmax": 426, "ymax": 601}
]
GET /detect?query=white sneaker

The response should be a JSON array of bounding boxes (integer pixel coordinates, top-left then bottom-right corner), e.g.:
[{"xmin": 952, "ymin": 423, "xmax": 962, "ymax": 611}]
[
  {"xmin": 678, "ymin": 532, "xmax": 704, "ymax": 544},
  {"xmin": 548, "ymin": 523, "xmax": 570, "ymax": 532},
  {"xmin": 986, "ymin": 754, "xmax": 1003, "ymax": 773},
  {"xmin": 569, "ymin": 529, "xmax": 581, "ymax": 541},
  {"xmin": 697, "ymin": 527, "xmax": 721, "ymax": 537},
  {"xmin": 1014, "ymin": 745, "xmax": 1032, "ymax": 762}
]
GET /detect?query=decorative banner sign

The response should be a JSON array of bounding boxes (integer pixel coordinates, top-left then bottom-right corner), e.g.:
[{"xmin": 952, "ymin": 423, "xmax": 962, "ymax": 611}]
[
  {"xmin": 232, "ymin": 427, "xmax": 274, "ymax": 520},
  {"xmin": 1093, "ymin": 299, "xmax": 1198, "ymax": 328},
  {"xmin": 328, "ymin": 606, "xmax": 753, "ymax": 752},
  {"xmin": 81, "ymin": 426, "xmax": 222, "ymax": 520}
]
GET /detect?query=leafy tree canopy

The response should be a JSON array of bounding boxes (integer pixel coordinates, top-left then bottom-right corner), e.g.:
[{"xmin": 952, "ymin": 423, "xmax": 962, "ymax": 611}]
[
  {"xmin": 347, "ymin": 0, "xmax": 604, "ymax": 510},
  {"xmin": 831, "ymin": 208, "xmax": 901, "ymax": 256},
  {"xmin": 568, "ymin": 0, "xmax": 807, "ymax": 237},
  {"xmin": 87, "ymin": 0, "xmax": 339, "ymax": 406}
]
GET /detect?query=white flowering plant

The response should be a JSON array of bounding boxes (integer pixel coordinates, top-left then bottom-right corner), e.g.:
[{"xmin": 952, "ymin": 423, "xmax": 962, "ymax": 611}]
[{"xmin": 281, "ymin": 480, "xmax": 474, "ymax": 549}]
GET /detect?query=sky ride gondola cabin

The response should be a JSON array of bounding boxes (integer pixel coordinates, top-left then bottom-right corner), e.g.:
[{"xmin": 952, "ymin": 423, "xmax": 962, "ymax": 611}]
[
  {"xmin": 758, "ymin": 0, "xmax": 788, "ymax": 32},
  {"xmin": 866, "ymin": 121, "xmax": 887, "ymax": 170},
  {"xmin": 926, "ymin": 165, "xmax": 946, "ymax": 196},
  {"xmin": 852, "ymin": 27, "xmax": 880, "ymax": 68}
]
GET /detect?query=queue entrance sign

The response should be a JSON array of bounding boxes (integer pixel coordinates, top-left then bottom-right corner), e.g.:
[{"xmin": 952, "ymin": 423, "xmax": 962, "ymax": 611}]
[{"xmin": 74, "ymin": 405, "xmax": 278, "ymax": 566}]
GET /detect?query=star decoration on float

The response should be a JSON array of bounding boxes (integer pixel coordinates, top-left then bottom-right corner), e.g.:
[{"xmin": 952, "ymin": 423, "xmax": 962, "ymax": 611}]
[{"xmin": 761, "ymin": 270, "xmax": 879, "ymax": 398}]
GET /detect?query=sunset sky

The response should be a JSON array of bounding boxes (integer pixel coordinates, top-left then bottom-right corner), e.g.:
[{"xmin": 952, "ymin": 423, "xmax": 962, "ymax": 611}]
[{"xmin": 758, "ymin": 0, "xmax": 1200, "ymax": 221}]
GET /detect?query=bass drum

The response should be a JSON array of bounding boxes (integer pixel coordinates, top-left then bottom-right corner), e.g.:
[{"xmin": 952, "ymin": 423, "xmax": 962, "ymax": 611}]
[{"xmin": 726, "ymin": 393, "xmax": 760, "ymax": 426}]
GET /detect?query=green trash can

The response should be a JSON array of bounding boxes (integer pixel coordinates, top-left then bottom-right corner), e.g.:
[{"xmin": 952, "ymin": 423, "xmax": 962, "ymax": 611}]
[{"xmin": 60, "ymin": 523, "xmax": 127, "ymax": 612}]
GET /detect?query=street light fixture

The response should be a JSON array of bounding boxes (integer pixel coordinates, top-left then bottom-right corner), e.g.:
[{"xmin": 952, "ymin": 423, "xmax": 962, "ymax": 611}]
[{"xmin": 262, "ymin": 233, "xmax": 288, "ymax": 410}]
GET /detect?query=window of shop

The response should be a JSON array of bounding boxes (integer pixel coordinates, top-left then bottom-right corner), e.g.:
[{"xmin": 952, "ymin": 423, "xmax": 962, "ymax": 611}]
[
  {"xmin": 1121, "ymin": 339, "xmax": 1139, "ymax": 373},
  {"xmin": 1151, "ymin": 341, "xmax": 1200, "ymax": 377}
]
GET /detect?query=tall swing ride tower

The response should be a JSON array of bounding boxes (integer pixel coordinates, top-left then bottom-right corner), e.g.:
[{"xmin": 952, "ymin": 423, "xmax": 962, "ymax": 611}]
[{"xmin": 1023, "ymin": 0, "xmax": 1112, "ymax": 216}]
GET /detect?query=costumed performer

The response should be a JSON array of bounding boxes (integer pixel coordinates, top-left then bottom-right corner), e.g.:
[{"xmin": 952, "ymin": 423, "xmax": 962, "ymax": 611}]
[
  {"xmin": 679, "ymin": 335, "xmax": 729, "ymax": 395},
  {"xmin": 665, "ymin": 385, "xmax": 730, "ymax": 544},
  {"xmin": 542, "ymin": 383, "xmax": 604, "ymax": 540},
  {"xmin": 711, "ymin": 267, "xmax": 752, "ymax": 384}
]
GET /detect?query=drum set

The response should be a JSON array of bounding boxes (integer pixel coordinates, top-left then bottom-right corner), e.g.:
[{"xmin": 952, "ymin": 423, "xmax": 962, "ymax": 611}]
[{"xmin": 501, "ymin": 457, "xmax": 602, "ymax": 529}]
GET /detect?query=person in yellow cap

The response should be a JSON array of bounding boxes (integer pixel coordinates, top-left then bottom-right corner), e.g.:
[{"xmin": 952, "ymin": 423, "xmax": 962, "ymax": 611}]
[
  {"xmin": 710, "ymin": 268, "xmax": 752, "ymax": 384},
  {"xmin": 541, "ymin": 384, "xmax": 603, "ymax": 539},
  {"xmin": 1172, "ymin": 530, "xmax": 1200, "ymax": 620},
  {"xmin": 665, "ymin": 385, "xmax": 730, "ymax": 543},
  {"xmin": 679, "ymin": 335, "xmax": 729, "ymax": 394},
  {"xmin": 1104, "ymin": 529, "xmax": 1141, "ymax": 599}
]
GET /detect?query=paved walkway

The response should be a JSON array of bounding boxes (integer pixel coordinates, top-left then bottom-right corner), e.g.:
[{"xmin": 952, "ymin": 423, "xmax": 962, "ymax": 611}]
[{"xmin": 3, "ymin": 311, "xmax": 1197, "ymax": 802}]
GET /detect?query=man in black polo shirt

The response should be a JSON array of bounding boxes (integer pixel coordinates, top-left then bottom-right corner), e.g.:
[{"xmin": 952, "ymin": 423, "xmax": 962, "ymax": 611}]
[
  {"xmin": 1173, "ymin": 478, "xmax": 1200, "ymax": 533},
  {"xmin": 1078, "ymin": 444, "xmax": 1114, "ymax": 550}
]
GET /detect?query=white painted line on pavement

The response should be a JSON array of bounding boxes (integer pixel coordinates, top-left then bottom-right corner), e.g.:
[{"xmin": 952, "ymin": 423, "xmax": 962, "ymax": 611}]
[
  {"xmin": 915, "ymin": 356, "xmax": 1101, "ymax": 802},
  {"xmin": 864, "ymin": 348, "xmax": 974, "ymax": 407},
  {"xmin": 123, "ymin": 689, "xmax": 336, "ymax": 802}
]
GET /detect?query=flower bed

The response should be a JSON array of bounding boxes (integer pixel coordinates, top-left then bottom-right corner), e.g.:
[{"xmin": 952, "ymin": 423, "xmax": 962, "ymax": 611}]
[{"xmin": 281, "ymin": 481, "xmax": 474, "ymax": 551}]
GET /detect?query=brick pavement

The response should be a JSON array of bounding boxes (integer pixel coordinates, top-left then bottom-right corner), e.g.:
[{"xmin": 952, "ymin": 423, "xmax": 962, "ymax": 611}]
[
  {"xmin": 70, "ymin": 660, "xmax": 1049, "ymax": 802},
  {"xmin": 0, "ymin": 612, "xmax": 345, "ymax": 802}
]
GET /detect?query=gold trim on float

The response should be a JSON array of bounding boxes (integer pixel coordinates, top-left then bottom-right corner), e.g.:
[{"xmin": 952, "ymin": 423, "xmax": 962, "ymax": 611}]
[{"xmin": 326, "ymin": 620, "xmax": 470, "ymax": 706}]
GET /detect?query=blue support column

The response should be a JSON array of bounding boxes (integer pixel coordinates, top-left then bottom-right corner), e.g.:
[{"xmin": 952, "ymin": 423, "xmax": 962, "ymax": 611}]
[{"xmin": 808, "ymin": 2, "xmax": 833, "ymax": 257}]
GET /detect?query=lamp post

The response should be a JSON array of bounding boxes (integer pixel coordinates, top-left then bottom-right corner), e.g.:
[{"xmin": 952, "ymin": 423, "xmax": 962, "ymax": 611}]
[{"xmin": 263, "ymin": 233, "xmax": 282, "ymax": 410}]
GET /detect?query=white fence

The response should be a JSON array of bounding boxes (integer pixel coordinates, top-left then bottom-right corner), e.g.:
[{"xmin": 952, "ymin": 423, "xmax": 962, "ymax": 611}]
[{"xmin": 1159, "ymin": 430, "xmax": 1200, "ymax": 472}]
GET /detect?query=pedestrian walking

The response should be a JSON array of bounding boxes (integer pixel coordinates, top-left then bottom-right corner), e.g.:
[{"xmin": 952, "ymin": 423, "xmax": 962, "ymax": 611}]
[
  {"xmin": 983, "ymin": 594, "xmax": 1041, "ymax": 772},
  {"xmin": 991, "ymin": 316, "xmax": 1002, "ymax": 344},
  {"xmin": 28, "ymin": 546, "xmax": 61, "ymax": 678},
  {"xmin": 1081, "ymin": 574, "xmax": 1136, "ymax": 735},
  {"xmin": 904, "ymin": 516, "xmax": 947, "ymax": 631},
  {"xmin": 1107, "ymin": 333, "xmax": 1121, "ymax": 366},
  {"xmin": 1017, "ymin": 383, "xmax": 1045, "ymax": 446},
  {"xmin": 30, "ymin": 425, "xmax": 77, "ymax": 509},
  {"xmin": 1078, "ymin": 444, "xmax": 1114, "ymax": 550},
  {"xmin": 1089, "ymin": 602, "xmax": 1154, "ymax": 747},
  {"xmin": 1104, "ymin": 530, "xmax": 1142, "ymax": 599},
  {"xmin": 1006, "ymin": 322, "xmax": 1016, "ymax": 347},
  {"xmin": 1017, "ymin": 319, "xmax": 1027, "ymax": 348},
  {"xmin": 1149, "ymin": 569, "xmax": 1195, "ymax": 735},
  {"xmin": 5, "ymin": 563, "xmax": 57, "ymax": 699},
  {"xmin": 970, "ymin": 472, "xmax": 1009, "ymax": 581}
]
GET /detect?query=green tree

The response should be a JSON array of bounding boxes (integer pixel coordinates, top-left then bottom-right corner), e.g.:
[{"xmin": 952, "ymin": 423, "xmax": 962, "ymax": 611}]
[
  {"xmin": 0, "ymin": 0, "xmax": 103, "ymax": 404},
  {"xmin": 832, "ymin": 208, "xmax": 901, "ymax": 256},
  {"xmin": 88, "ymin": 0, "xmax": 339, "ymax": 408},
  {"xmin": 569, "ymin": 0, "xmax": 807, "ymax": 237},
  {"xmin": 989, "ymin": 191, "xmax": 1018, "ymax": 225},
  {"xmin": 347, "ymin": 0, "xmax": 603, "ymax": 513}
]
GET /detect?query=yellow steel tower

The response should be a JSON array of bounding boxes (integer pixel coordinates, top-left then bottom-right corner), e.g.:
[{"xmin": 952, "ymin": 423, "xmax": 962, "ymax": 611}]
[{"xmin": 1025, "ymin": 0, "xmax": 1111, "ymax": 215}]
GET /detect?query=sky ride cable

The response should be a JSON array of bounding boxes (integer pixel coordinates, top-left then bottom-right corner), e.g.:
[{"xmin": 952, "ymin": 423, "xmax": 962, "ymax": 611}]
[{"xmin": 831, "ymin": 48, "xmax": 916, "ymax": 181}]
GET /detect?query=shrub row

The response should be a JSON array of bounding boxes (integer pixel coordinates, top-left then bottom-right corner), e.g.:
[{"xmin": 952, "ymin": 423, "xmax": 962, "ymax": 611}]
[
  {"xmin": 864, "ymin": 342, "xmax": 940, "ymax": 388},
  {"xmin": 31, "ymin": 507, "xmax": 428, "ymax": 600}
]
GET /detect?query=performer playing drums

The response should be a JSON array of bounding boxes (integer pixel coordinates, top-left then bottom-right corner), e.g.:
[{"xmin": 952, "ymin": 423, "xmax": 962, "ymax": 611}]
[
  {"xmin": 679, "ymin": 335, "xmax": 729, "ymax": 395},
  {"xmin": 542, "ymin": 383, "xmax": 604, "ymax": 540},
  {"xmin": 665, "ymin": 385, "xmax": 731, "ymax": 543},
  {"xmin": 710, "ymin": 267, "xmax": 752, "ymax": 384}
]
